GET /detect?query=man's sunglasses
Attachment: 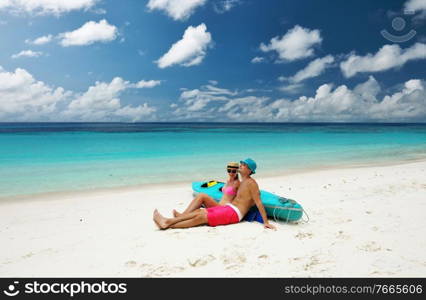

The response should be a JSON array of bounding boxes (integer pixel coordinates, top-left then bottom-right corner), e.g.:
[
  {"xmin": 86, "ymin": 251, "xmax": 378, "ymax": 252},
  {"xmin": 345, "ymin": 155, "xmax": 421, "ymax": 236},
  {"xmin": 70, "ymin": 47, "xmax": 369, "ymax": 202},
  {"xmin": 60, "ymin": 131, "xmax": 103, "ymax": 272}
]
[{"xmin": 227, "ymin": 168, "xmax": 237, "ymax": 174}]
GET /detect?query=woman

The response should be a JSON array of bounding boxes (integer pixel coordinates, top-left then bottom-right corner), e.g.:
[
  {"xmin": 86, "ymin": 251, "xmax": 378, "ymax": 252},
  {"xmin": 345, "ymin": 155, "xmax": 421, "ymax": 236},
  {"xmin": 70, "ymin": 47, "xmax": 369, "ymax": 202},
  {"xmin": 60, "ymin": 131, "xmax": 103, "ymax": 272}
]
[{"xmin": 172, "ymin": 162, "xmax": 240, "ymax": 217}]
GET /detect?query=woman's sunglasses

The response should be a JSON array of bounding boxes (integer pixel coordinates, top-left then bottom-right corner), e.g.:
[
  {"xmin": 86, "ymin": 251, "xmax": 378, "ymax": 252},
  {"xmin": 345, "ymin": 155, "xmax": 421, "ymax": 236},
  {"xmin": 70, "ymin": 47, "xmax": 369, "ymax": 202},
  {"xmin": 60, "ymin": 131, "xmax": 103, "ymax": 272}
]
[{"xmin": 227, "ymin": 168, "xmax": 237, "ymax": 174}]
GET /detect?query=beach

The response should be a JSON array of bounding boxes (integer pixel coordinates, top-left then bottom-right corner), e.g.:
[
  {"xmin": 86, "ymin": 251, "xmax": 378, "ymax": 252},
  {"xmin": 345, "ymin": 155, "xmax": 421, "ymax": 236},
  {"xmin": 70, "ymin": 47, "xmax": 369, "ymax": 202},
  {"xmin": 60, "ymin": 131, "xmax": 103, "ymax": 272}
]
[{"xmin": 1, "ymin": 159, "xmax": 425, "ymax": 277}]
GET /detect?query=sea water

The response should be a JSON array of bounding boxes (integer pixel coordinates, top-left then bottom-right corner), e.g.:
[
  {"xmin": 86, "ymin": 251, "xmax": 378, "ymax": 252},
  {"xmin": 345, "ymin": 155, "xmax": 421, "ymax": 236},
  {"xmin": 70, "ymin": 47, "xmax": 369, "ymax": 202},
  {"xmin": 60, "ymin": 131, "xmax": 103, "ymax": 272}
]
[{"xmin": 1, "ymin": 122, "xmax": 426, "ymax": 198}]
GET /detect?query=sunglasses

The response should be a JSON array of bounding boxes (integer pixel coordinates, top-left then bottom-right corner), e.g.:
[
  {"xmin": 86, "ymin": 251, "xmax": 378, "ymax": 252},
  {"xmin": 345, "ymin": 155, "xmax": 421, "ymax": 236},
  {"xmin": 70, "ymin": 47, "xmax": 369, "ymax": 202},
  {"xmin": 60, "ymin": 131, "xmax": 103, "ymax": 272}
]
[{"xmin": 227, "ymin": 168, "xmax": 237, "ymax": 174}]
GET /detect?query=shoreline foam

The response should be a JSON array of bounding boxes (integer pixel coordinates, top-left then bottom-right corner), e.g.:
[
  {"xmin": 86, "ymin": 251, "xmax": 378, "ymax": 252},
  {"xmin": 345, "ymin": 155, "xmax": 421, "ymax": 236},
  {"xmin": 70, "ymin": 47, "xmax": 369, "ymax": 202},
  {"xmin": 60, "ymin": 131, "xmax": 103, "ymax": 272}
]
[{"xmin": 3, "ymin": 156, "xmax": 426, "ymax": 203}]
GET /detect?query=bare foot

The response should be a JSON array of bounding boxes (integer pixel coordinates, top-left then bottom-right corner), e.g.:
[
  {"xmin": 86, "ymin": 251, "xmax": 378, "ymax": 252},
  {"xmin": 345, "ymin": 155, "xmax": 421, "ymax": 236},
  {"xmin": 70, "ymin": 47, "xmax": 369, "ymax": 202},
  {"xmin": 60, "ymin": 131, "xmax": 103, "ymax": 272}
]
[
  {"xmin": 153, "ymin": 209, "xmax": 169, "ymax": 230},
  {"xmin": 153, "ymin": 209, "xmax": 162, "ymax": 229},
  {"xmin": 173, "ymin": 209, "xmax": 182, "ymax": 217}
]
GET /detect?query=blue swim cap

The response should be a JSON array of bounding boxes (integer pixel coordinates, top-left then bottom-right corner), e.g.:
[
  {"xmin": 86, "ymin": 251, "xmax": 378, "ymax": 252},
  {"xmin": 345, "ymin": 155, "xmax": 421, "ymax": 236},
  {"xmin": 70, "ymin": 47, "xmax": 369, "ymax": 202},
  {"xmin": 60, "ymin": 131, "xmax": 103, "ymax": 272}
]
[{"xmin": 240, "ymin": 158, "xmax": 257, "ymax": 174}]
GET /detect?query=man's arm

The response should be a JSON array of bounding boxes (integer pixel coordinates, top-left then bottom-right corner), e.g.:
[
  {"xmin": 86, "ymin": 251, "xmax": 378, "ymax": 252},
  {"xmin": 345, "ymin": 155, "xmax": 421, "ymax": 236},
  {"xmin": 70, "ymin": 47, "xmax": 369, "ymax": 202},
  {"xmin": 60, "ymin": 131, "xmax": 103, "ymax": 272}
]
[{"xmin": 250, "ymin": 180, "xmax": 276, "ymax": 230}]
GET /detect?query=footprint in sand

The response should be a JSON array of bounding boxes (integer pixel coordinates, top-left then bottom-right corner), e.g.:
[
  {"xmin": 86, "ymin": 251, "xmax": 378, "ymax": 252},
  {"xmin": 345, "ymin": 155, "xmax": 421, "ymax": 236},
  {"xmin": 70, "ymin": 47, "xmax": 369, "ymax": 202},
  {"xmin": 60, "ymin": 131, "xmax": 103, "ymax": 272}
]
[
  {"xmin": 334, "ymin": 218, "xmax": 352, "ymax": 225},
  {"xmin": 303, "ymin": 255, "xmax": 320, "ymax": 271},
  {"xmin": 187, "ymin": 255, "xmax": 216, "ymax": 267},
  {"xmin": 371, "ymin": 226, "xmax": 380, "ymax": 231},
  {"xmin": 289, "ymin": 257, "xmax": 302, "ymax": 262},
  {"xmin": 22, "ymin": 252, "xmax": 34, "ymax": 259},
  {"xmin": 370, "ymin": 270, "xmax": 395, "ymax": 276},
  {"xmin": 358, "ymin": 241, "xmax": 382, "ymax": 252},
  {"xmin": 142, "ymin": 264, "xmax": 185, "ymax": 277},
  {"xmin": 256, "ymin": 254, "xmax": 269, "ymax": 266},
  {"xmin": 295, "ymin": 232, "xmax": 314, "ymax": 240},
  {"xmin": 221, "ymin": 252, "xmax": 247, "ymax": 267},
  {"xmin": 125, "ymin": 260, "xmax": 137, "ymax": 267},
  {"xmin": 336, "ymin": 230, "xmax": 350, "ymax": 240}
]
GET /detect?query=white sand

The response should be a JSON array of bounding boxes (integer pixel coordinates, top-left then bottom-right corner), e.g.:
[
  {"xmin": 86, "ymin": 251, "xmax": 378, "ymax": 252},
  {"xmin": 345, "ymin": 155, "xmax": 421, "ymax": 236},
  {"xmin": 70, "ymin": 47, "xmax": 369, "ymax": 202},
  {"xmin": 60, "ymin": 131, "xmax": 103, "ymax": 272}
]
[{"xmin": 1, "ymin": 160, "xmax": 425, "ymax": 277}]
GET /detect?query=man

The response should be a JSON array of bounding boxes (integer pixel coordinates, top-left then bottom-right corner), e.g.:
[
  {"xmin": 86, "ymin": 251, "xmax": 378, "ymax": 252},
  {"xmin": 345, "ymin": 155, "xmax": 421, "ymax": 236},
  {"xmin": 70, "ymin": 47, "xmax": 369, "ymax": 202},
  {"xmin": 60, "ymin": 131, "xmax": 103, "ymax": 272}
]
[{"xmin": 153, "ymin": 158, "xmax": 276, "ymax": 230}]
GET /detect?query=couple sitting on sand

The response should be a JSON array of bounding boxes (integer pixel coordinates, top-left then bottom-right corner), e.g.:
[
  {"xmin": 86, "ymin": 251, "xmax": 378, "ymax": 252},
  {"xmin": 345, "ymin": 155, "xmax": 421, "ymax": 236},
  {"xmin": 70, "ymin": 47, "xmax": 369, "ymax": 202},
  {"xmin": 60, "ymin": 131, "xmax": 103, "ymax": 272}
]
[{"xmin": 153, "ymin": 158, "xmax": 276, "ymax": 230}]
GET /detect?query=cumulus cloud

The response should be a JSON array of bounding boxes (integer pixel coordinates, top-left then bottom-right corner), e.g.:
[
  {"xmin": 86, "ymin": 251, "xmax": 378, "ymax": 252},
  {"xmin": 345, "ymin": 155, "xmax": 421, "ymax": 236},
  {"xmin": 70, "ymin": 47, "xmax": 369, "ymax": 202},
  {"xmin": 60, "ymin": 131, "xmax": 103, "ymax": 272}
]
[
  {"xmin": 288, "ymin": 55, "xmax": 335, "ymax": 83},
  {"xmin": 0, "ymin": 0, "xmax": 99, "ymax": 16},
  {"xmin": 231, "ymin": 77, "xmax": 425, "ymax": 122},
  {"xmin": 404, "ymin": 0, "xmax": 426, "ymax": 12},
  {"xmin": 403, "ymin": 0, "xmax": 426, "ymax": 23},
  {"xmin": 63, "ymin": 77, "xmax": 157, "ymax": 121},
  {"xmin": 26, "ymin": 34, "xmax": 53, "ymax": 45},
  {"xmin": 59, "ymin": 19, "xmax": 118, "ymax": 47},
  {"xmin": 340, "ymin": 43, "xmax": 426, "ymax": 77},
  {"xmin": 0, "ymin": 66, "xmax": 158, "ymax": 122},
  {"xmin": 171, "ymin": 77, "xmax": 426, "ymax": 122},
  {"xmin": 156, "ymin": 23, "xmax": 212, "ymax": 68},
  {"xmin": 251, "ymin": 56, "xmax": 265, "ymax": 63},
  {"xmin": 147, "ymin": 0, "xmax": 206, "ymax": 21},
  {"xmin": 260, "ymin": 25, "xmax": 322, "ymax": 62},
  {"xmin": 11, "ymin": 50, "xmax": 43, "ymax": 58},
  {"xmin": 0, "ymin": 66, "xmax": 70, "ymax": 121}
]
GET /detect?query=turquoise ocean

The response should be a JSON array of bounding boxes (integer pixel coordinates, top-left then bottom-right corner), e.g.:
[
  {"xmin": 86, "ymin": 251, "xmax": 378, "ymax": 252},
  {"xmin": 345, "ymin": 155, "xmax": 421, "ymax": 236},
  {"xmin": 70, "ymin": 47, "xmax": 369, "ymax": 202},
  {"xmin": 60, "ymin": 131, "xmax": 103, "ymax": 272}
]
[{"xmin": 1, "ymin": 122, "xmax": 426, "ymax": 199}]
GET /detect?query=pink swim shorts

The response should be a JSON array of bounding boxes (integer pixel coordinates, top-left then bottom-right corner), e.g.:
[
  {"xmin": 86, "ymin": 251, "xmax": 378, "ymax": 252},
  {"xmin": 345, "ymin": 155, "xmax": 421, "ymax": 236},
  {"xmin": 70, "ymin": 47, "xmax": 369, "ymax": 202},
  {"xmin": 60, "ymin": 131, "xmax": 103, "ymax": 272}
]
[{"xmin": 206, "ymin": 205, "xmax": 239, "ymax": 227}]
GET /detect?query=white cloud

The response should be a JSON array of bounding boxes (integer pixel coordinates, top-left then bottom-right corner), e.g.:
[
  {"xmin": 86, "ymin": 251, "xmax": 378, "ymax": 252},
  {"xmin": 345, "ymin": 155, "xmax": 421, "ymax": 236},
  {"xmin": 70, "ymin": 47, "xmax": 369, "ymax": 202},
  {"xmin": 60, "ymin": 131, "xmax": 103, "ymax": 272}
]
[
  {"xmin": 288, "ymin": 55, "xmax": 335, "ymax": 83},
  {"xmin": 404, "ymin": 0, "xmax": 426, "ymax": 12},
  {"xmin": 213, "ymin": 0, "xmax": 241, "ymax": 14},
  {"xmin": 218, "ymin": 96, "xmax": 270, "ymax": 121},
  {"xmin": 173, "ymin": 76, "xmax": 426, "ymax": 122},
  {"xmin": 132, "ymin": 80, "xmax": 162, "ymax": 88},
  {"xmin": 260, "ymin": 25, "xmax": 322, "ymax": 62},
  {"xmin": 177, "ymin": 83, "xmax": 237, "ymax": 111},
  {"xmin": 26, "ymin": 34, "xmax": 53, "ymax": 45},
  {"xmin": 221, "ymin": 77, "xmax": 426, "ymax": 122},
  {"xmin": 251, "ymin": 56, "xmax": 265, "ymax": 63},
  {"xmin": 278, "ymin": 83, "xmax": 304, "ymax": 94},
  {"xmin": 59, "ymin": 19, "xmax": 118, "ymax": 47},
  {"xmin": 340, "ymin": 43, "xmax": 426, "ymax": 77},
  {"xmin": 405, "ymin": 0, "xmax": 426, "ymax": 22},
  {"xmin": 11, "ymin": 50, "xmax": 43, "ymax": 58},
  {"xmin": 0, "ymin": 66, "xmax": 158, "ymax": 122},
  {"xmin": 0, "ymin": 0, "xmax": 99, "ymax": 16},
  {"xmin": 114, "ymin": 103, "xmax": 156, "ymax": 122},
  {"xmin": 0, "ymin": 66, "xmax": 70, "ymax": 121},
  {"xmin": 156, "ymin": 23, "xmax": 212, "ymax": 68},
  {"xmin": 63, "ymin": 77, "xmax": 157, "ymax": 121},
  {"xmin": 147, "ymin": 0, "xmax": 206, "ymax": 21}
]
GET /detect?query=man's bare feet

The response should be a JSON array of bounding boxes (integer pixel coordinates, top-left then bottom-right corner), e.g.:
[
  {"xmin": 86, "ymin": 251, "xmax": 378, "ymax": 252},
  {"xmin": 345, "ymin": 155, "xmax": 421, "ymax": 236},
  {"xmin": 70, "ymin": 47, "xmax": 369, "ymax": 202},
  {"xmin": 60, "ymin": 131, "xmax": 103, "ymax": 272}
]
[
  {"xmin": 172, "ymin": 209, "xmax": 182, "ymax": 217},
  {"xmin": 153, "ymin": 209, "xmax": 169, "ymax": 230}
]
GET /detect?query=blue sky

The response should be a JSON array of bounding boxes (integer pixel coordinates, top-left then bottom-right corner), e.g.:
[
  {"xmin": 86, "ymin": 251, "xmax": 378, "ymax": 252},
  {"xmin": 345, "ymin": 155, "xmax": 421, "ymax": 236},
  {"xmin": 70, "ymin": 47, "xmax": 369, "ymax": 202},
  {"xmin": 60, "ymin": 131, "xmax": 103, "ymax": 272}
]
[{"xmin": 0, "ymin": 0, "xmax": 425, "ymax": 122}]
